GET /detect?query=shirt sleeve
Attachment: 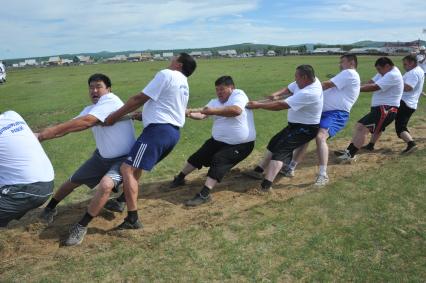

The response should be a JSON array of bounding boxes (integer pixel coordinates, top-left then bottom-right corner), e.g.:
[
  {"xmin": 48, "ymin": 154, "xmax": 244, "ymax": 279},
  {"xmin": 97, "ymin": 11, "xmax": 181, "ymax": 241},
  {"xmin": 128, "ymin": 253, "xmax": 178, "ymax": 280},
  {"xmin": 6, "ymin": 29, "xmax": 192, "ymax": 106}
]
[
  {"xmin": 285, "ymin": 92, "xmax": 308, "ymax": 111},
  {"xmin": 330, "ymin": 70, "xmax": 348, "ymax": 90},
  {"xmin": 403, "ymin": 72, "xmax": 419, "ymax": 89},
  {"xmin": 142, "ymin": 71, "xmax": 169, "ymax": 101},
  {"xmin": 372, "ymin": 73, "xmax": 381, "ymax": 83},
  {"xmin": 287, "ymin": 81, "xmax": 297, "ymax": 94},
  {"xmin": 228, "ymin": 91, "xmax": 248, "ymax": 111},
  {"xmin": 87, "ymin": 99, "xmax": 118, "ymax": 122},
  {"xmin": 375, "ymin": 72, "xmax": 398, "ymax": 92}
]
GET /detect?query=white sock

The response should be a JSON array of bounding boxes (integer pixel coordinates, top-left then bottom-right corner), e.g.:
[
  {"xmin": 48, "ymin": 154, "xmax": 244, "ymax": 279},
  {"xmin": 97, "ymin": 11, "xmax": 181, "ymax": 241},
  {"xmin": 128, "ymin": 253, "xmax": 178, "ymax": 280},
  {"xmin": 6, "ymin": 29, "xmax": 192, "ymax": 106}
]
[
  {"xmin": 288, "ymin": 160, "xmax": 298, "ymax": 170},
  {"xmin": 319, "ymin": 165, "xmax": 327, "ymax": 176}
]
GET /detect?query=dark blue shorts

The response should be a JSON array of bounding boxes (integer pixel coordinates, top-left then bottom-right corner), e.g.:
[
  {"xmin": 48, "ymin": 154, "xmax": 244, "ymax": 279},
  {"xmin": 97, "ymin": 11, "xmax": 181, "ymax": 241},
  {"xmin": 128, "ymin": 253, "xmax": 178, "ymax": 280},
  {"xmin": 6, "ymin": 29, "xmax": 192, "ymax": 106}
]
[
  {"xmin": 125, "ymin": 123, "xmax": 180, "ymax": 171},
  {"xmin": 320, "ymin": 110, "xmax": 350, "ymax": 138}
]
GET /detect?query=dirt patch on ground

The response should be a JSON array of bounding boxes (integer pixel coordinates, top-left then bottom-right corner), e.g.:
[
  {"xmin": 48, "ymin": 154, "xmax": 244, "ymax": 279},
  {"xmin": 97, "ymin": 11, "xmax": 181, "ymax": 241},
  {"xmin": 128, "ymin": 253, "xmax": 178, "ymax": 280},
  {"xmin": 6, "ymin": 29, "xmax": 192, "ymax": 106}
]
[{"xmin": 1, "ymin": 125, "xmax": 425, "ymax": 268}]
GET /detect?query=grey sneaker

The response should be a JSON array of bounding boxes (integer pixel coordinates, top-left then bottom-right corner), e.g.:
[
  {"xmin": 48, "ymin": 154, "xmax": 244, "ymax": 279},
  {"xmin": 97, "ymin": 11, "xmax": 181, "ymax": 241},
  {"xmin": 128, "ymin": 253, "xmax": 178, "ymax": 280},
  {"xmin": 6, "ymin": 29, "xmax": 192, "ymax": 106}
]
[
  {"xmin": 336, "ymin": 149, "xmax": 356, "ymax": 163},
  {"xmin": 185, "ymin": 193, "xmax": 212, "ymax": 207},
  {"xmin": 39, "ymin": 207, "xmax": 58, "ymax": 224},
  {"xmin": 280, "ymin": 166, "xmax": 295, "ymax": 178},
  {"xmin": 314, "ymin": 174, "xmax": 329, "ymax": 187},
  {"xmin": 116, "ymin": 219, "xmax": 143, "ymax": 230},
  {"xmin": 402, "ymin": 143, "xmax": 417, "ymax": 154},
  {"xmin": 104, "ymin": 199, "xmax": 125, "ymax": 213},
  {"xmin": 64, "ymin": 223, "xmax": 87, "ymax": 246},
  {"xmin": 243, "ymin": 169, "xmax": 264, "ymax": 180}
]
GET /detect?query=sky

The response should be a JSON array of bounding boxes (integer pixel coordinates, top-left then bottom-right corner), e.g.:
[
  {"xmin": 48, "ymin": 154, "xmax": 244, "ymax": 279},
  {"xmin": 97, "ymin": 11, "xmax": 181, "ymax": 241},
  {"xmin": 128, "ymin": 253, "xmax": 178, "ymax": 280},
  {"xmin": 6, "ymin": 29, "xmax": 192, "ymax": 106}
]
[{"xmin": 2, "ymin": 0, "xmax": 426, "ymax": 59}]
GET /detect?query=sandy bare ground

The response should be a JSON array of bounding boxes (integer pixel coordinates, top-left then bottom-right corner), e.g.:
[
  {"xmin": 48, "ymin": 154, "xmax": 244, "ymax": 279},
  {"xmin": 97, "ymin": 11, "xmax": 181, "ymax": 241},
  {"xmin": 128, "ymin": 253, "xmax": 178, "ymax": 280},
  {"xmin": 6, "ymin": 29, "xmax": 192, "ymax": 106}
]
[{"xmin": 1, "ymin": 121, "xmax": 425, "ymax": 270}]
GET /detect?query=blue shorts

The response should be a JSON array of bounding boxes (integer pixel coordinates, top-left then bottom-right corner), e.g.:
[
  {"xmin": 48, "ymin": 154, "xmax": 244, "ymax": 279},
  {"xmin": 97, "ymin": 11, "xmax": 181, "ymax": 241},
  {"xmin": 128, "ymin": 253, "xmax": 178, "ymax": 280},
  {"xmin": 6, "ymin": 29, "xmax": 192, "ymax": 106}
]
[
  {"xmin": 125, "ymin": 123, "xmax": 180, "ymax": 171},
  {"xmin": 320, "ymin": 110, "xmax": 350, "ymax": 138}
]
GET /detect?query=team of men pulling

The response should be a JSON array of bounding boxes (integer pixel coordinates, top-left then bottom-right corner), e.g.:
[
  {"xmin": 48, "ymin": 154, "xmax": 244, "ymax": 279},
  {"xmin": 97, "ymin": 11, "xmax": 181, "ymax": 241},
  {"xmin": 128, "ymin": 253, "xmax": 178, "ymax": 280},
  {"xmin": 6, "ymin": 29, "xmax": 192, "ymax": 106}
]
[{"xmin": 0, "ymin": 52, "xmax": 425, "ymax": 246}]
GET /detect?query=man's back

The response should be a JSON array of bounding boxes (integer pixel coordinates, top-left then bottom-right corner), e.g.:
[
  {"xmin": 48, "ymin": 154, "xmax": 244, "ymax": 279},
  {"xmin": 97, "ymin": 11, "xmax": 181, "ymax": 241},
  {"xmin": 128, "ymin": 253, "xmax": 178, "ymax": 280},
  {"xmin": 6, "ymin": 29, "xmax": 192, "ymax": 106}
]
[{"xmin": 0, "ymin": 111, "xmax": 54, "ymax": 186}]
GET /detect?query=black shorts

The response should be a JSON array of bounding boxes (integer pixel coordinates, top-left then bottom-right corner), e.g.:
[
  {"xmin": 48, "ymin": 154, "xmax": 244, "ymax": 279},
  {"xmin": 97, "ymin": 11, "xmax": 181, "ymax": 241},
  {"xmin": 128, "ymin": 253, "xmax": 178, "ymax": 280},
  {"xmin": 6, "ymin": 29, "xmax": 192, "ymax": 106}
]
[
  {"xmin": 267, "ymin": 123, "xmax": 319, "ymax": 162},
  {"xmin": 0, "ymin": 181, "xmax": 54, "ymax": 227},
  {"xmin": 395, "ymin": 100, "xmax": 416, "ymax": 137},
  {"xmin": 358, "ymin": 105, "xmax": 398, "ymax": 134},
  {"xmin": 187, "ymin": 137, "xmax": 254, "ymax": 182}
]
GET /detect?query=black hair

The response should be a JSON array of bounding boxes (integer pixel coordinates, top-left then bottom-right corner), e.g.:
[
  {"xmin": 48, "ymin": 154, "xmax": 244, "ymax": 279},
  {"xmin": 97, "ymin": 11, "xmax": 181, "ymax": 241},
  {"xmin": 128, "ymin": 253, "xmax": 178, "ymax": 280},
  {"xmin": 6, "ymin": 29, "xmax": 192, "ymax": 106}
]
[
  {"xmin": 296, "ymin": 65, "xmax": 315, "ymax": 81},
  {"xmin": 215, "ymin": 75, "xmax": 235, "ymax": 87},
  {"xmin": 375, "ymin": 57, "xmax": 394, "ymax": 67},
  {"xmin": 403, "ymin": 54, "xmax": 417, "ymax": 64},
  {"xmin": 341, "ymin": 53, "xmax": 358, "ymax": 68},
  {"xmin": 88, "ymin": 73, "xmax": 112, "ymax": 88},
  {"xmin": 177, "ymin": 53, "xmax": 197, "ymax": 77}
]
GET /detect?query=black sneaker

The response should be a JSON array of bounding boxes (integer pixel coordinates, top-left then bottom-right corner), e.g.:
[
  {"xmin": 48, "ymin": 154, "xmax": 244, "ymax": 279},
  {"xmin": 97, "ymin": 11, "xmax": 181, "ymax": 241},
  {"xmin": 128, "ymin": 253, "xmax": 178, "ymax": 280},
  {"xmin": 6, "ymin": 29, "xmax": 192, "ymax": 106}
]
[
  {"xmin": 116, "ymin": 219, "xmax": 143, "ymax": 230},
  {"xmin": 362, "ymin": 143, "xmax": 375, "ymax": 151},
  {"xmin": 185, "ymin": 193, "xmax": 212, "ymax": 207},
  {"xmin": 402, "ymin": 143, "xmax": 417, "ymax": 154},
  {"xmin": 260, "ymin": 186, "xmax": 273, "ymax": 193},
  {"xmin": 169, "ymin": 176, "xmax": 186, "ymax": 189},
  {"xmin": 104, "ymin": 199, "xmax": 126, "ymax": 213}
]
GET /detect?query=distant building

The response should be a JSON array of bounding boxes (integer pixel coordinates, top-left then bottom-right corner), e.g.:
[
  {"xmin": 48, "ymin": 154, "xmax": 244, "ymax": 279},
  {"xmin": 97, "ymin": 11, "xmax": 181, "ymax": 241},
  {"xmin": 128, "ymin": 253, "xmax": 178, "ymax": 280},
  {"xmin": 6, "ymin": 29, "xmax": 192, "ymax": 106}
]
[
  {"xmin": 162, "ymin": 52, "xmax": 174, "ymax": 59},
  {"xmin": 255, "ymin": 51, "xmax": 264, "ymax": 57},
  {"xmin": 313, "ymin": 48, "xmax": 343, "ymax": 54},
  {"xmin": 141, "ymin": 52, "xmax": 153, "ymax": 61},
  {"xmin": 48, "ymin": 56, "xmax": 61, "ymax": 65},
  {"xmin": 153, "ymin": 54, "xmax": 162, "ymax": 60},
  {"xmin": 74, "ymin": 55, "xmax": 92, "ymax": 64},
  {"xmin": 218, "ymin": 50, "xmax": 237, "ymax": 57},
  {"xmin": 106, "ymin": 55, "xmax": 127, "ymax": 62},
  {"xmin": 348, "ymin": 47, "xmax": 382, "ymax": 54},
  {"xmin": 62, "ymin": 59, "xmax": 73, "ymax": 65},
  {"xmin": 289, "ymin": 50, "xmax": 299, "ymax": 55},
  {"xmin": 128, "ymin": 53, "xmax": 142, "ymax": 61},
  {"xmin": 201, "ymin": 51, "xmax": 213, "ymax": 57},
  {"xmin": 189, "ymin": 51, "xmax": 202, "ymax": 57},
  {"xmin": 381, "ymin": 41, "xmax": 419, "ymax": 54},
  {"xmin": 24, "ymin": 59, "xmax": 38, "ymax": 66},
  {"xmin": 266, "ymin": 50, "xmax": 276, "ymax": 56}
]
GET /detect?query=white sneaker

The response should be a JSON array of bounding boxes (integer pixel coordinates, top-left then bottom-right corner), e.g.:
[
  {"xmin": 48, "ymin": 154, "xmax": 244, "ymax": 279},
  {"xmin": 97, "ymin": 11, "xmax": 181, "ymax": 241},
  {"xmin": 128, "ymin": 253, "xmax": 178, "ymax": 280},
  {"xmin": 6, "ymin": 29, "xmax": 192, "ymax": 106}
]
[
  {"xmin": 280, "ymin": 166, "xmax": 295, "ymax": 178},
  {"xmin": 314, "ymin": 174, "xmax": 329, "ymax": 187},
  {"xmin": 336, "ymin": 149, "xmax": 356, "ymax": 163}
]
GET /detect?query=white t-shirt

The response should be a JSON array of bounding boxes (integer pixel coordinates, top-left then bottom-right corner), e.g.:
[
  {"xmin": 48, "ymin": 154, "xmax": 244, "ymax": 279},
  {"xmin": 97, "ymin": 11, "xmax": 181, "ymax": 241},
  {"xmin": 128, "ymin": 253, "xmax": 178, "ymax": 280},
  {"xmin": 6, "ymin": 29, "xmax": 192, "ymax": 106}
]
[
  {"xmin": 0, "ymin": 111, "xmax": 54, "ymax": 186},
  {"xmin": 416, "ymin": 54, "xmax": 426, "ymax": 73},
  {"xmin": 401, "ymin": 66, "xmax": 425, "ymax": 110},
  {"xmin": 371, "ymin": 67, "xmax": 404, "ymax": 107},
  {"xmin": 323, "ymin": 69, "xmax": 361, "ymax": 113},
  {"xmin": 285, "ymin": 78, "xmax": 323, "ymax": 124},
  {"xmin": 142, "ymin": 69, "xmax": 189, "ymax": 128},
  {"xmin": 206, "ymin": 89, "xmax": 256, "ymax": 145},
  {"xmin": 78, "ymin": 93, "xmax": 135, "ymax": 158},
  {"xmin": 0, "ymin": 63, "xmax": 5, "ymax": 80}
]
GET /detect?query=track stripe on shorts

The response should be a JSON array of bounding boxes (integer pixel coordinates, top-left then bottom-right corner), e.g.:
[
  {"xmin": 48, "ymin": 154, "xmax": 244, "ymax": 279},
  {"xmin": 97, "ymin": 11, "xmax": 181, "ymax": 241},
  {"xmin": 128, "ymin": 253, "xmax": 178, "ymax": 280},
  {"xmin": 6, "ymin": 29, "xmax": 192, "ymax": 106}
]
[{"xmin": 133, "ymin": 143, "xmax": 147, "ymax": 167}]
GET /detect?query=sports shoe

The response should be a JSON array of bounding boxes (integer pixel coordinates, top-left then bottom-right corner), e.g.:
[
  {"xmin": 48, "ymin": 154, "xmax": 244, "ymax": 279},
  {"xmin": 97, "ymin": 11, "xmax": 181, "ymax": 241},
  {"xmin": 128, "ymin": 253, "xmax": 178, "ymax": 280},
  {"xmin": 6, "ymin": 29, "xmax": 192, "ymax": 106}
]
[
  {"xmin": 116, "ymin": 219, "xmax": 143, "ymax": 230},
  {"xmin": 362, "ymin": 143, "xmax": 375, "ymax": 151},
  {"xmin": 39, "ymin": 207, "xmax": 58, "ymax": 224},
  {"xmin": 336, "ymin": 149, "xmax": 356, "ymax": 163},
  {"xmin": 243, "ymin": 169, "xmax": 264, "ymax": 180},
  {"xmin": 314, "ymin": 174, "xmax": 329, "ymax": 187},
  {"xmin": 402, "ymin": 143, "xmax": 417, "ymax": 154},
  {"xmin": 104, "ymin": 199, "xmax": 126, "ymax": 213},
  {"xmin": 169, "ymin": 176, "xmax": 186, "ymax": 189},
  {"xmin": 260, "ymin": 186, "xmax": 273, "ymax": 193},
  {"xmin": 280, "ymin": 166, "xmax": 295, "ymax": 178},
  {"xmin": 333, "ymin": 149, "xmax": 347, "ymax": 156},
  {"xmin": 64, "ymin": 223, "xmax": 87, "ymax": 246},
  {"xmin": 185, "ymin": 193, "xmax": 212, "ymax": 207}
]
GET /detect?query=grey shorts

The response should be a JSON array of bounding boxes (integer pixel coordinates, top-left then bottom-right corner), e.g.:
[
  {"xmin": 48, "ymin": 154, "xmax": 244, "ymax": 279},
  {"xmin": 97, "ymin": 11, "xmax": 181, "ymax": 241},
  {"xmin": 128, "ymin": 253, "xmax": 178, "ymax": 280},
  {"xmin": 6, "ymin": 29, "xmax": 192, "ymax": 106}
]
[
  {"xmin": 70, "ymin": 149, "xmax": 126, "ymax": 190},
  {"xmin": 0, "ymin": 181, "xmax": 54, "ymax": 227}
]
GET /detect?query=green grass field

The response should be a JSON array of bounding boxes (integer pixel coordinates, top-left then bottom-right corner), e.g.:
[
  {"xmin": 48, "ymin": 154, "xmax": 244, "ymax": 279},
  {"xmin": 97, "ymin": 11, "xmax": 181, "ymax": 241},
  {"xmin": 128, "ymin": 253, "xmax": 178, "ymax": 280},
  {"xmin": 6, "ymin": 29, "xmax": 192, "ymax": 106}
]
[{"xmin": 0, "ymin": 56, "xmax": 425, "ymax": 281}]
